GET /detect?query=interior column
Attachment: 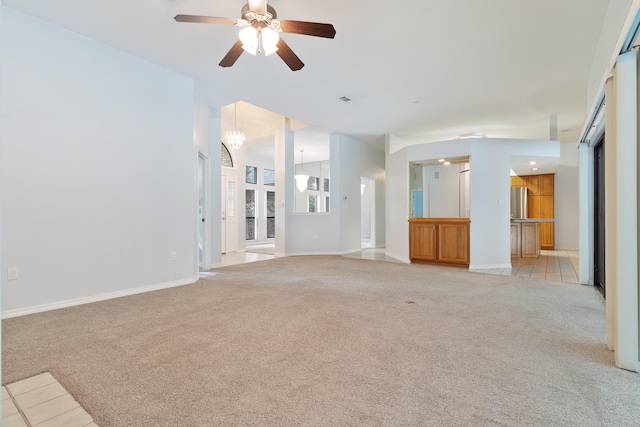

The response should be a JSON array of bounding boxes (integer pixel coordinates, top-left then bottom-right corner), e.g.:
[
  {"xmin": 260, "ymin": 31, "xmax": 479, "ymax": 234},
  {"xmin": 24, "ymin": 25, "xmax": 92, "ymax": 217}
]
[{"xmin": 606, "ymin": 48, "xmax": 639, "ymax": 371}]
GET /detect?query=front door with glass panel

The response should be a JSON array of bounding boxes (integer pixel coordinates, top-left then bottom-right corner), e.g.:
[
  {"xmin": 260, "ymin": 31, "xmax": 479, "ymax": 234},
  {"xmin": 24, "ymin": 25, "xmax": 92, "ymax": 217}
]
[{"xmin": 221, "ymin": 174, "xmax": 238, "ymax": 253}]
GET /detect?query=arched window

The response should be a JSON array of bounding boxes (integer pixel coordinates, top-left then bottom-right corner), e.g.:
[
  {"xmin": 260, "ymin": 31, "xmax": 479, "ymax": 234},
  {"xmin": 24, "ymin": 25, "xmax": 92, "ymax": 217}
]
[{"xmin": 221, "ymin": 142, "xmax": 233, "ymax": 167}]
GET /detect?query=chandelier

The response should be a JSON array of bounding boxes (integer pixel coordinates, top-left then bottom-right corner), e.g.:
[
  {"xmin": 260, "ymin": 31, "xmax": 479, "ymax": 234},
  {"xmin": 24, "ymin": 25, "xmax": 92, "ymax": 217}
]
[
  {"xmin": 225, "ymin": 103, "xmax": 245, "ymax": 150},
  {"xmin": 294, "ymin": 150, "xmax": 309, "ymax": 192}
]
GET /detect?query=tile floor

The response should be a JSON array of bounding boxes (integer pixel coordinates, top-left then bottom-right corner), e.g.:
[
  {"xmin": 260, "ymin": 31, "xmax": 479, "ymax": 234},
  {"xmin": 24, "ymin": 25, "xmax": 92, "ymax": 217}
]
[
  {"xmin": 470, "ymin": 250, "xmax": 580, "ymax": 284},
  {"xmin": 2, "ymin": 373, "xmax": 96, "ymax": 427},
  {"xmin": 342, "ymin": 248, "xmax": 404, "ymax": 263},
  {"xmin": 220, "ymin": 250, "xmax": 275, "ymax": 267},
  {"xmin": 220, "ymin": 246, "xmax": 404, "ymax": 268},
  {"xmin": 220, "ymin": 248, "xmax": 581, "ymax": 285}
]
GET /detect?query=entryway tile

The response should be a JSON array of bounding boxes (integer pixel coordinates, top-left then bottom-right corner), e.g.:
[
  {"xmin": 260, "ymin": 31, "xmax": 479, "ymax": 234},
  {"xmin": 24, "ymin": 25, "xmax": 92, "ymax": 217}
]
[
  {"xmin": 3, "ymin": 373, "xmax": 97, "ymax": 427},
  {"xmin": 35, "ymin": 406, "xmax": 94, "ymax": 427},
  {"xmin": 2, "ymin": 413, "xmax": 29, "ymax": 427},
  {"xmin": 7, "ymin": 373, "xmax": 56, "ymax": 396},
  {"xmin": 14, "ymin": 382, "xmax": 68, "ymax": 410},
  {"xmin": 23, "ymin": 394, "xmax": 79, "ymax": 425}
]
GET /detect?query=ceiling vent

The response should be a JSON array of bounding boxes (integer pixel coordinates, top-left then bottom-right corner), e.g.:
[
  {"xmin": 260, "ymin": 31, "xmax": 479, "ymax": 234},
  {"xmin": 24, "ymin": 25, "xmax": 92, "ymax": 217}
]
[{"xmin": 338, "ymin": 96, "xmax": 352, "ymax": 102}]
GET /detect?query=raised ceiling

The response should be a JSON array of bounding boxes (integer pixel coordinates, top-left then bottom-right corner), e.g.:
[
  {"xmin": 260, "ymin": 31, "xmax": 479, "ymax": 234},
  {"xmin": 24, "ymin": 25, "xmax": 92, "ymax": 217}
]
[{"xmin": 3, "ymin": 0, "xmax": 613, "ymax": 144}]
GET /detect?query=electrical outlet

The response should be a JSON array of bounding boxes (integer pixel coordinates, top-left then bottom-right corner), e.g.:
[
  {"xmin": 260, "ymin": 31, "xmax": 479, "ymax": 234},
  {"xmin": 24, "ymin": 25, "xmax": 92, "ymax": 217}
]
[
  {"xmin": 7, "ymin": 267, "xmax": 18, "ymax": 280},
  {"xmin": 170, "ymin": 252, "xmax": 177, "ymax": 261}
]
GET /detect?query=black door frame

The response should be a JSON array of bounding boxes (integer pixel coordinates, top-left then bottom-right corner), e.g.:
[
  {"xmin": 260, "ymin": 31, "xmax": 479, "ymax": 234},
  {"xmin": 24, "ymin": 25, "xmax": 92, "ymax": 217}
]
[{"xmin": 594, "ymin": 136, "xmax": 606, "ymax": 297}]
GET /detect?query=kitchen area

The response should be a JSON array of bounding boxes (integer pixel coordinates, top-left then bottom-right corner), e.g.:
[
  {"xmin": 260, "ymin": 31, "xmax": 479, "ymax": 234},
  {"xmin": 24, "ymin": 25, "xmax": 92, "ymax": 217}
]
[
  {"xmin": 397, "ymin": 137, "xmax": 562, "ymax": 270},
  {"xmin": 510, "ymin": 173, "xmax": 555, "ymax": 263},
  {"xmin": 407, "ymin": 153, "xmax": 557, "ymax": 269}
]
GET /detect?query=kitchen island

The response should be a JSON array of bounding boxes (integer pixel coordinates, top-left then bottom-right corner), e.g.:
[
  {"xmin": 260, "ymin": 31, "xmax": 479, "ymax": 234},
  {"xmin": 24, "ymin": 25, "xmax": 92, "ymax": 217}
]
[{"xmin": 510, "ymin": 219, "xmax": 554, "ymax": 262}]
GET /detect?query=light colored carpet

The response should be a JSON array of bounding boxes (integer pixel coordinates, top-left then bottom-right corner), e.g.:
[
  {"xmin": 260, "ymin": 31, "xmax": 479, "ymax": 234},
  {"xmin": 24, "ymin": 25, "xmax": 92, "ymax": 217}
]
[{"xmin": 2, "ymin": 256, "xmax": 639, "ymax": 426}]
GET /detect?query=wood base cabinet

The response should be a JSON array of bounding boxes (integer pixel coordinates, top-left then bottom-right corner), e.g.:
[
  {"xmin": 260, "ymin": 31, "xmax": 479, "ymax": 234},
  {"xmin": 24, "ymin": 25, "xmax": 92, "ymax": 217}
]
[
  {"xmin": 410, "ymin": 218, "xmax": 470, "ymax": 267},
  {"xmin": 511, "ymin": 222, "xmax": 540, "ymax": 261}
]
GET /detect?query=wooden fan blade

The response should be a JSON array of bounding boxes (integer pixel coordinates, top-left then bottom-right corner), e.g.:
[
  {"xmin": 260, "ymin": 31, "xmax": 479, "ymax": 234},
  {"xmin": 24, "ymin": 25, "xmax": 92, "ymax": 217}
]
[
  {"xmin": 248, "ymin": 0, "xmax": 266, "ymax": 15},
  {"xmin": 278, "ymin": 20, "xmax": 336, "ymax": 39},
  {"xmin": 174, "ymin": 15, "xmax": 239, "ymax": 25},
  {"xmin": 276, "ymin": 39, "xmax": 304, "ymax": 71},
  {"xmin": 219, "ymin": 40, "xmax": 245, "ymax": 68}
]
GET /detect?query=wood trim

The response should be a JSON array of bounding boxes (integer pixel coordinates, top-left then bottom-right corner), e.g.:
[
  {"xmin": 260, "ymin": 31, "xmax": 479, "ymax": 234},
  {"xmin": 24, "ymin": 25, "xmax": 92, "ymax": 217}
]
[{"xmin": 409, "ymin": 218, "xmax": 471, "ymax": 224}]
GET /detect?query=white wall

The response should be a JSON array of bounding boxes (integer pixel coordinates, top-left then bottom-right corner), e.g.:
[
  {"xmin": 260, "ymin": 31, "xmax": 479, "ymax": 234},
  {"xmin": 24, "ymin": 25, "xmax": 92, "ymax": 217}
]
[
  {"xmin": 555, "ymin": 142, "xmax": 580, "ymax": 250},
  {"xmin": 336, "ymin": 135, "xmax": 386, "ymax": 254},
  {"xmin": 424, "ymin": 164, "xmax": 461, "ymax": 217},
  {"xmin": 209, "ymin": 110, "xmax": 222, "ymax": 267},
  {"xmin": 385, "ymin": 136, "xmax": 410, "ymax": 262},
  {"xmin": 288, "ymin": 134, "xmax": 385, "ymax": 255},
  {"xmin": 294, "ymin": 160, "xmax": 329, "ymax": 213},
  {"xmin": 194, "ymin": 82, "xmax": 214, "ymax": 270},
  {"xmin": 274, "ymin": 120, "xmax": 293, "ymax": 257},
  {"xmin": 468, "ymin": 141, "xmax": 511, "ymax": 269},
  {"xmin": 1, "ymin": 9, "xmax": 197, "ymax": 315}
]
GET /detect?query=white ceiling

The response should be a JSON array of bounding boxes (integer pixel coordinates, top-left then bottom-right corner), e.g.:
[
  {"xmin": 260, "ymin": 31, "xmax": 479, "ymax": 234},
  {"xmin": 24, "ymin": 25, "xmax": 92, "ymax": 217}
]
[
  {"xmin": 510, "ymin": 155, "xmax": 559, "ymax": 176},
  {"xmin": 4, "ymin": 0, "xmax": 611, "ymax": 148}
]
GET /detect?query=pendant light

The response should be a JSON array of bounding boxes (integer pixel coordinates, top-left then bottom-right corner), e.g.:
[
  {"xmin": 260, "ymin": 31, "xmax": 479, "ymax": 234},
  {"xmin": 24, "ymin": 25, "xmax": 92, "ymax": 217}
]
[
  {"xmin": 294, "ymin": 150, "xmax": 309, "ymax": 192},
  {"xmin": 225, "ymin": 103, "xmax": 245, "ymax": 150}
]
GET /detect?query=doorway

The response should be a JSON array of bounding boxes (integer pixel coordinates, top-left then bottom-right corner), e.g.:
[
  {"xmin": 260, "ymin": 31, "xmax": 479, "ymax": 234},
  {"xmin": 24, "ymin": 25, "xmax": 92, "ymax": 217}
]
[
  {"xmin": 361, "ymin": 177, "xmax": 375, "ymax": 248},
  {"xmin": 197, "ymin": 153, "xmax": 207, "ymax": 271},
  {"xmin": 594, "ymin": 137, "xmax": 605, "ymax": 297},
  {"xmin": 221, "ymin": 174, "xmax": 238, "ymax": 254}
]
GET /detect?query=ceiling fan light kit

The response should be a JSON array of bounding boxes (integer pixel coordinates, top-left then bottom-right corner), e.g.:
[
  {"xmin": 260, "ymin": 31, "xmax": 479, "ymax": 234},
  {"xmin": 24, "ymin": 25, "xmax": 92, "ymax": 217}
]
[{"xmin": 174, "ymin": 1, "xmax": 335, "ymax": 71}]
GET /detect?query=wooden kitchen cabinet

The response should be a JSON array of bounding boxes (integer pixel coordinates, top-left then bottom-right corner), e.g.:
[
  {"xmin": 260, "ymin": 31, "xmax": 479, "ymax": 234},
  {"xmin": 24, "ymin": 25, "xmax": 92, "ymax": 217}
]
[
  {"xmin": 513, "ymin": 173, "xmax": 555, "ymax": 249},
  {"xmin": 409, "ymin": 220, "xmax": 438, "ymax": 262},
  {"xmin": 540, "ymin": 174, "xmax": 554, "ymax": 195},
  {"xmin": 540, "ymin": 195, "xmax": 554, "ymax": 218},
  {"xmin": 528, "ymin": 195, "xmax": 541, "ymax": 219},
  {"xmin": 539, "ymin": 196, "xmax": 554, "ymax": 249},
  {"xmin": 540, "ymin": 223, "xmax": 554, "ymax": 250},
  {"xmin": 409, "ymin": 218, "xmax": 470, "ymax": 267},
  {"xmin": 511, "ymin": 176, "xmax": 525, "ymax": 187},
  {"xmin": 526, "ymin": 175, "xmax": 540, "ymax": 195}
]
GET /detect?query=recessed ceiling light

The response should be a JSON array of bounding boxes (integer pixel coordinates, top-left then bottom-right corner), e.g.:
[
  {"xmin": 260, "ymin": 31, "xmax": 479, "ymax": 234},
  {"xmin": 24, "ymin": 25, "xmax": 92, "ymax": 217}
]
[
  {"xmin": 438, "ymin": 159, "xmax": 445, "ymax": 163},
  {"xmin": 531, "ymin": 167, "xmax": 539, "ymax": 171},
  {"xmin": 529, "ymin": 161, "xmax": 537, "ymax": 165},
  {"xmin": 444, "ymin": 161, "xmax": 451, "ymax": 165}
]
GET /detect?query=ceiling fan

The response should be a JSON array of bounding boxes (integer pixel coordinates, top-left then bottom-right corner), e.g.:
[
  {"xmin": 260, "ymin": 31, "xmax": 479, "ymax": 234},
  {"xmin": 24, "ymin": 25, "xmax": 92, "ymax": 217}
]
[{"xmin": 174, "ymin": 0, "xmax": 336, "ymax": 71}]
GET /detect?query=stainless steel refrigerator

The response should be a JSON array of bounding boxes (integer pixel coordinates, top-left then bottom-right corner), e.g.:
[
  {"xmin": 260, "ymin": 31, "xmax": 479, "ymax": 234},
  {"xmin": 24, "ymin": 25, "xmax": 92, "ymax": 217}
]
[{"xmin": 510, "ymin": 187, "xmax": 528, "ymax": 219}]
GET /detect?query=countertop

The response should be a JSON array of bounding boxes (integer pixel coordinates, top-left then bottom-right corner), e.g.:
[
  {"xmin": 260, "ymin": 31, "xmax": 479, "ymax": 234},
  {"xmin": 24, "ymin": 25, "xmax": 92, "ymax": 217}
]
[{"xmin": 510, "ymin": 218, "xmax": 555, "ymax": 223}]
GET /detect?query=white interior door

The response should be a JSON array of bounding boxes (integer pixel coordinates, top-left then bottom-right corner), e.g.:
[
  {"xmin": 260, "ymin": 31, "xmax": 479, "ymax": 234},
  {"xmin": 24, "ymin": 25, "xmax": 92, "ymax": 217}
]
[
  {"xmin": 198, "ymin": 154, "xmax": 205, "ymax": 270},
  {"xmin": 221, "ymin": 177, "xmax": 226, "ymax": 254},
  {"xmin": 221, "ymin": 174, "xmax": 238, "ymax": 253},
  {"xmin": 361, "ymin": 177, "xmax": 375, "ymax": 248}
]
